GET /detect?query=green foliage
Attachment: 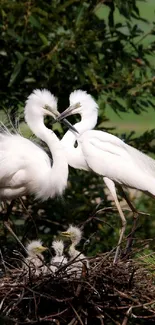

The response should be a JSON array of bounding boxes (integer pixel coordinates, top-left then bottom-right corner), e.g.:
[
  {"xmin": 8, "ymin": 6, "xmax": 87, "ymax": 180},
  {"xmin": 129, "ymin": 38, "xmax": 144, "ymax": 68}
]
[
  {"xmin": 1, "ymin": 0, "xmax": 155, "ymax": 111},
  {"xmin": 136, "ymin": 248, "xmax": 155, "ymax": 276},
  {"xmin": 0, "ymin": 0, "xmax": 155, "ymax": 254}
]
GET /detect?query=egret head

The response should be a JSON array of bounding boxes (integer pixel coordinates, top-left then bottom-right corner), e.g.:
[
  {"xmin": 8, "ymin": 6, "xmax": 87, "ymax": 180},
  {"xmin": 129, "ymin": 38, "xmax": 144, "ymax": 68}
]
[
  {"xmin": 61, "ymin": 225, "xmax": 82, "ymax": 246},
  {"xmin": 57, "ymin": 90, "xmax": 98, "ymax": 121},
  {"xmin": 26, "ymin": 240, "xmax": 47, "ymax": 256},
  {"xmin": 52, "ymin": 240, "xmax": 64, "ymax": 257},
  {"xmin": 25, "ymin": 89, "xmax": 78, "ymax": 133},
  {"xmin": 25, "ymin": 89, "xmax": 59, "ymax": 120}
]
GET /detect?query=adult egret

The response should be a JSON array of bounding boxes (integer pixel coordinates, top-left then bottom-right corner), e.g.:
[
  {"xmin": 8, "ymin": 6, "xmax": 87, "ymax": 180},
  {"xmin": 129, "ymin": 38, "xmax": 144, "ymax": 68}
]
[
  {"xmin": 50, "ymin": 240, "xmax": 68, "ymax": 273},
  {"xmin": 61, "ymin": 225, "xmax": 89, "ymax": 278},
  {"xmin": 23, "ymin": 240, "xmax": 47, "ymax": 276},
  {"xmin": 0, "ymin": 89, "xmax": 77, "ymax": 247},
  {"xmin": 58, "ymin": 90, "xmax": 155, "ymax": 263}
]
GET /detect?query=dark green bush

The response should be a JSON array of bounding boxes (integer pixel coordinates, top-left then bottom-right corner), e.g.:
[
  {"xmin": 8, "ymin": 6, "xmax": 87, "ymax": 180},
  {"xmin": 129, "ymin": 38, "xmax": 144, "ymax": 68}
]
[{"xmin": 0, "ymin": 0, "xmax": 155, "ymax": 254}]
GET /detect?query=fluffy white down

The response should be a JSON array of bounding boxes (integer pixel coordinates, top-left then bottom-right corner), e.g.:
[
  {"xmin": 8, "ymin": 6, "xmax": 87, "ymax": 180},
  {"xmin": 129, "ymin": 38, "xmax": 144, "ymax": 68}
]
[
  {"xmin": 69, "ymin": 90, "xmax": 98, "ymax": 115},
  {"xmin": 66, "ymin": 225, "xmax": 82, "ymax": 245},
  {"xmin": 26, "ymin": 239, "xmax": 43, "ymax": 254},
  {"xmin": 23, "ymin": 240, "xmax": 47, "ymax": 276},
  {"xmin": 67, "ymin": 246, "xmax": 89, "ymax": 279},
  {"xmin": 26, "ymin": 89, "xmax": 58, "ymax": 112},
  {"xmin": 50, "ymin": 240, "xmax": 68, "ymax": 273},
  {"xmin": 52, "ymin": 240, "xmax": 64, "ymax": 256}
]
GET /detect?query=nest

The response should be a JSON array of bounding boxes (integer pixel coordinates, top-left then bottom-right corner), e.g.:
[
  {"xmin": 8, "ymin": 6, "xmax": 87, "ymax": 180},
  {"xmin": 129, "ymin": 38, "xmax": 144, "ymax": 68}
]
[{"xmin": 0, "ymin": 251, "xmax": 155, "ymax": 325}]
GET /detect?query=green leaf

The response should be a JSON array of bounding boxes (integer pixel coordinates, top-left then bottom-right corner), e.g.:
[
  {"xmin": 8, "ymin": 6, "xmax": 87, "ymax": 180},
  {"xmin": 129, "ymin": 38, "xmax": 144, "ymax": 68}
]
[
  {"xmin": 38, "ymin": 33, "xmax": 49, "ymax": 46},
  {"xmin": 8, "ymin": 55, "xmax": 25, "ymax": 87},
  {"xmin": 29, "ymin": 15, "xmax": 41, "ymax": 29}
]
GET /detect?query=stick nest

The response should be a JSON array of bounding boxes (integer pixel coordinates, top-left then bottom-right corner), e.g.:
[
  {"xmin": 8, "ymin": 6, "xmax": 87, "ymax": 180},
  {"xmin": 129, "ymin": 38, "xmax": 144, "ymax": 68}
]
[{"xmin": 0, "ymin": 253, "xmax": 155, "ymax": 325}]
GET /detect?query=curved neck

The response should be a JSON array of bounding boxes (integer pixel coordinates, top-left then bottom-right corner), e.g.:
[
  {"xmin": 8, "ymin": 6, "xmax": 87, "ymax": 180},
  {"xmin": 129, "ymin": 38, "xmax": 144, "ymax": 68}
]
[
  {"xmin": 61, "ymin": 111, "xmax": 98, "ymax": 145},
  {"xmin": 61, "ymin": 111, "xmax": 98, "ymax": 169},
  {"xmin": 69, "ymin": 244, "xmax": 80, "ymax": 258},
  {"xmin": 25, "ymin": 114, "xmax": 68, "ymax": 198},
  {"xmin": 27, "ymin": 117, "xmax": 64, "ymax": 162}
]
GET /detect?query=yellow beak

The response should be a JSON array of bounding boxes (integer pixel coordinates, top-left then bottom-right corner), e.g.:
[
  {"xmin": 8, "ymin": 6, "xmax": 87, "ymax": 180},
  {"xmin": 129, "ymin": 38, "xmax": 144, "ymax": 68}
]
[
  {"xmin": 60, "ymin": 231, "xmax": 71, "ymax": 239},
  {"xmin": 38, "ymin": 245, "xmax": 48, "ymax": 253}
]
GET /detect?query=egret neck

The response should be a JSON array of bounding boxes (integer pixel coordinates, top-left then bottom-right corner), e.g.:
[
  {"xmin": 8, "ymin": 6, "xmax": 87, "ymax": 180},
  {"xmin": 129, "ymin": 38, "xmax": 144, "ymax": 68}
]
[
  {"xmin": 25, "ymin": 108, "xmax": 68, "ymax": 198},
  {"xmin": 61, "ymin": 111, "xmax": 98, "ymax": 170}
]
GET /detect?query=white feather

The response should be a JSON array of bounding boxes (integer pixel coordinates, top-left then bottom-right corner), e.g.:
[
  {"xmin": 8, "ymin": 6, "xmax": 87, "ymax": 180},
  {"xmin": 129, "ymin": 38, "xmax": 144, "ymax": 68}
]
[
  {"xmin": 0, "ymin": 89, "xmax": 68, "ymax": 201},
  {"xmin": 60, "ymin": 89, "xmax": 155, "ymax": 262}
]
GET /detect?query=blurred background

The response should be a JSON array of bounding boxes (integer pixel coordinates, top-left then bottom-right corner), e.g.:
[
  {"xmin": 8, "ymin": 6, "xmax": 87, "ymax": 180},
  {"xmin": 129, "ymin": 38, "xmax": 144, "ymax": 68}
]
[{"xmin": 0, "ymin": 0, "xmax": 155, "ymax": 256}]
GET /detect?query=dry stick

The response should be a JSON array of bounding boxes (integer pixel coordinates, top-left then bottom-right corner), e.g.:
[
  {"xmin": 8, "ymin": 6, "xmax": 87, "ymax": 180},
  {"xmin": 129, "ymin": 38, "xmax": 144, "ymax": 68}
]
[
  {"xmin": 131, "ymin": 299, "xmax": 155, "ymax": 310},
  {"xmin": 39, "ymin": 308, "xmax": 69, "ymax": 320},
  {"xmin": 26, "ymin": 285, "xmax": 74, "ymax": 303},
  {"xmin": 19, "ymin": 197, "xmax": 38, "ymax": 238},
  {"xmin": 115, "ymin": 290, "xmax": 155, "ymax": 314},
  {"xmin": 121, "ymin": 306, "xmax": 133, "ymax": 325},
  {"xmin": 131, "ymin": 314, "xmax": 155, "ymax": 319},
  {"xmin": 20, "ymin": 309, "xmax": 69, "ymax": 324},
  {"xmin": 1, "ymin": 288, "xmax": 16, "ymax": 314},
  {"xmin": 114, "ymin": 289, "xmax": 140, "ymax": 304},
  {"xmin": 0, "ymin": 288, "xmax": 13, "ymax": 312},
  {"xmin": 69, "ymin": 303, "xmax": 84, "ymax": 325},
  {"xmin": 119, "ymin": 187, "xmax": 150, "ymax": 257},
  {"xmin": 68, "ymin": 318, "xmax": 78, "ymax": 325},
  {"xmin": 80, "ymin": 205, "xmax": 117, "ymax": 230},
  {"xmin": 4, "ymin": 221, "xmax": 27, "ymax": 254},
  {"xmin": 104, "ymin": 312, "xmax": 121, "ymax": 325},
  {"xmin": 0, "ymin": 249, "xmax": 7, "ymax": 273},
  {"xmin": 13, "ymin": 288, "xmax": 25, "ymax": 309},
  {"xmin": 2, "ymin": 199, "xmax": 27, "ymax": 253},
  {"xmin": 128, "ymin": 268, "xmax": 136, "ymax": 290},
  {"xmin": 33, "ymin": 291, "xmax": 38, "ymax": 322},
  {"xmin": 96, "ymin": 315, "xmax": 105, "ymax": 325}
]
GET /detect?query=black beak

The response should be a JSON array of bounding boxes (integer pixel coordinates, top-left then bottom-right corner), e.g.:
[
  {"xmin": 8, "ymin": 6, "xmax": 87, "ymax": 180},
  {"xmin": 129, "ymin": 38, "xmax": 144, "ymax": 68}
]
[{"xmin": 62, "ymin": 118, "xmax": 79, "ymax": 134}]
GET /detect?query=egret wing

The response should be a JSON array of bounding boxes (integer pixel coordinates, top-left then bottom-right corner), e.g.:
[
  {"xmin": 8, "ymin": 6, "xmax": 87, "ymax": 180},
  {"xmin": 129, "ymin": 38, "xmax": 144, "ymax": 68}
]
[
  {"xmin": 80, "ymin": 130, "xmax": 155, "ymax": 193},
  {"xmin": 0, "ymin": 133, "xmax": 51, "ymax": 182}
]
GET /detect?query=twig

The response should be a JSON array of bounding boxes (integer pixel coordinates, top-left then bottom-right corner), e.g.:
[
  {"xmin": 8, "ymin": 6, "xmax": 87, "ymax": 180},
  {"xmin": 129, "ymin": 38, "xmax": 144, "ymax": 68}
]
[
  {"xmin": 105, "ymin": 312, "xmax": 121, "ymax": 325},
  {"xmin": 121, "ymin": 306, "xmax": 133, "ymax": 325},
  {"xmin": 69, "ymin": 303, "xmax": 84, "ymax": 325}
]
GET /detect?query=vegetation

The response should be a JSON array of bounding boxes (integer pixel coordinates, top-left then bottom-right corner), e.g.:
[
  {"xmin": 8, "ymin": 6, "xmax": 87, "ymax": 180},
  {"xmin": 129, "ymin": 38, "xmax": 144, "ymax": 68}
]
[{"xmin": 0, "ymin": 0, "xmax": 155, "ymax": 322}]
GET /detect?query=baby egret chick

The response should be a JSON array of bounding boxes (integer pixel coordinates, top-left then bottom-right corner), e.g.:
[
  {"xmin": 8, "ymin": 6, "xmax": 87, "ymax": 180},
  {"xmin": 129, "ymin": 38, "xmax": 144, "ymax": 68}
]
[
  {"xmin": 50, "ymin": 240, "xmax": 68, "ymax": 273},
  {"xmin": 61, "ymin": 225, "xmax": 89, "ymax": 278},
  {"xmin": 23, "ymin": 240, "xmax": 47, "ymax": 276}
]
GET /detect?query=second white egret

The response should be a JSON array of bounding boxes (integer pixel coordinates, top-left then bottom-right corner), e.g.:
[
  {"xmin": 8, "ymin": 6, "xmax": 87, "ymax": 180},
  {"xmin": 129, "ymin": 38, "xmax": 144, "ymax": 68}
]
[{"xmin": 58, "ymin": 90, "xmax": 155, "ymax": 263}]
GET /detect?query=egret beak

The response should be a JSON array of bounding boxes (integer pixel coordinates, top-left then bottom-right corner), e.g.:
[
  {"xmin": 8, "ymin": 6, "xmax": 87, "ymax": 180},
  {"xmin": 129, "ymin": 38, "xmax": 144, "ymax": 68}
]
[
  {"xmin": 37, "ymin": 245, "xmax": 48, "ymax": 253},
  {"xmin": 60, "ymin": 231, "xmax": 72, "ymax": 239},
  {"xmin": 57, "ymin": 102, "xmax": 81, "ymax": 121},
  {"xmin": 62, "ymin": 119, "xmax": 79, "ymax": 134},
  {"xmin": 43, "ymin": 107, "xmax": 59, "ymax": 118},
  {"xmin": 43, "ymin": 107, "xmax": 79, "ymax": 133}
]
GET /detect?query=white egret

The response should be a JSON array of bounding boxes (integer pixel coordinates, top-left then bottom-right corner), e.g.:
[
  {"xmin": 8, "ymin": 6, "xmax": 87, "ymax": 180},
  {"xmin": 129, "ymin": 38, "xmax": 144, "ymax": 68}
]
[
  {"xmin": 0, "ymin": 89, "xmax": 77, "ymax": 248},
  {"xmin": 61, "ymin": 225, "xmax": 89, "ymax": 278},
  {"xmin": 58, "ymin": 90, "xmax": 155, "ymax": 263},
  {"xmin": 50, "ymin": 240, "xmax": 68, "ymax": 273},
  {"xmin": 23, "ymin": 240, "xmax": 47, "ymax": 276}
]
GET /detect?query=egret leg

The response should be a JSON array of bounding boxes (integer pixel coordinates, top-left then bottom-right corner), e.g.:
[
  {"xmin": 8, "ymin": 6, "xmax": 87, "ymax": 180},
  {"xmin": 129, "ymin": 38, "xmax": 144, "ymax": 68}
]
[
  {"xmin": 119, "ymin": 186, "xmax": 138, "ymax": 214},
  {"xmin": 103, "ymin": 177, "xmax": 127, "ymax": 264},
  {"xmin": 3, "ymin": 200, "xmax": 15, "ymax": 222},
  {"xmin": 119, "ymin": 187, "xmax": 139, "ymax": 257}
]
